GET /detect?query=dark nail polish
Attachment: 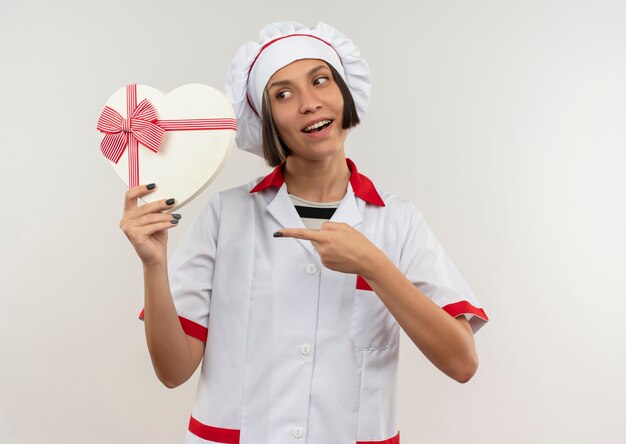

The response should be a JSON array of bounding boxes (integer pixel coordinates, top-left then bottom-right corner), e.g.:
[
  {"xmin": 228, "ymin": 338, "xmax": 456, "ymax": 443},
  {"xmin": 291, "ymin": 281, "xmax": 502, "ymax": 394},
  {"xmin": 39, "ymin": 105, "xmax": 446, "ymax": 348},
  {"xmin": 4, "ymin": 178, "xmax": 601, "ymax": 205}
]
[
  {"xmin": 146, "ymin": 183, "xmax": 156, "ymax": 190},
  {"xmin": 170, "ymin": 219, "xmax": 179, "ymax": 224},
  {"xmin": 166, "ymin": 198, "xmax": 175, "ymax": 205},
  {"xmin": 273, "ymin": 232, "xmax": 283, "ymax": 238},
  {"xmin": 172, "ymin": 213, "xmax": 182, "ymax": 220}
]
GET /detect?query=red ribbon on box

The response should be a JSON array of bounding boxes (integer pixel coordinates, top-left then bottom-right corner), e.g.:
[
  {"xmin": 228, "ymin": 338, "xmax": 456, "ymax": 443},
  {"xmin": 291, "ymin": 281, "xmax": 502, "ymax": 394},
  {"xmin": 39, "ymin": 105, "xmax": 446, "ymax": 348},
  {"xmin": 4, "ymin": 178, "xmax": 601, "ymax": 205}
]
[{"xmin": 97, "ymin": 84, "xmax": 237, "ymax": 188}]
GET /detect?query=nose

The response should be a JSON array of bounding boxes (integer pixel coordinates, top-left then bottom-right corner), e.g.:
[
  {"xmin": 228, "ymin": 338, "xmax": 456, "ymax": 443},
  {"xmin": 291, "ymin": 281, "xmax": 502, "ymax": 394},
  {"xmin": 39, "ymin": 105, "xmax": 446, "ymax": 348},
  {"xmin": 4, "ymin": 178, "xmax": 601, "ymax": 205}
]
[{"xmin": 299, "ymin": 88, "xmax": 322, "ymax": 114}]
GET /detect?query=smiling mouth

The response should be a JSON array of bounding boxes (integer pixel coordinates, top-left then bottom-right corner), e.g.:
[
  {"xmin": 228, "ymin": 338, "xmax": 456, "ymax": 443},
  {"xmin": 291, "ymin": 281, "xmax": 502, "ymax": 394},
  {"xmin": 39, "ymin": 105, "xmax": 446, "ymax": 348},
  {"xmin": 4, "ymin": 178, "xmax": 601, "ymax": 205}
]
[{"xmin": 302, "ymin": 120, "xmax": 332, "ymax": 133}]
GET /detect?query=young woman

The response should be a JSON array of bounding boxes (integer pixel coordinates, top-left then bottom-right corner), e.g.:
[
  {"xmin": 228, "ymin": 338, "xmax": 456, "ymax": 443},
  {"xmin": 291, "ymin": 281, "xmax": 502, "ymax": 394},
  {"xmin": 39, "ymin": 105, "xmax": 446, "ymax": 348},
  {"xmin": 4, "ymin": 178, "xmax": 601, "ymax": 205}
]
[{"xmin": 120, "ymin": 21, "xmax": 488, "ymax": 444}]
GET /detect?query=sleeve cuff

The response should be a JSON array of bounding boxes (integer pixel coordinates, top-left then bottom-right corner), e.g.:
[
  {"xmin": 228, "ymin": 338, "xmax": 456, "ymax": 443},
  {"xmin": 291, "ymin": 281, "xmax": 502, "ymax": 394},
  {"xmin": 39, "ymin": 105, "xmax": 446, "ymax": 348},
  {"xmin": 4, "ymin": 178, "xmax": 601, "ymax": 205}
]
[
  {"xmin": 139, "ymin": 309, "xmax": 208, "ymax": 343},
  {"xmin": 441, "ymin": 300, "xmax": 489, "ymax": 333}
]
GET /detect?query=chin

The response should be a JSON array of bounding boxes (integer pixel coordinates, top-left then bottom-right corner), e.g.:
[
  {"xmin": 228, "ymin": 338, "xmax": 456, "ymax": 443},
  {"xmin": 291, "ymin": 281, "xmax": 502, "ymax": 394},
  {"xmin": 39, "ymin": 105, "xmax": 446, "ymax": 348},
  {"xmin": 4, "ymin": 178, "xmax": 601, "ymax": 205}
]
[
  {"xmin": 289, "ymin": 136, "xmax": 348, "ymax": 161},
  {"xmin": 290, "ymin": 144, "xmax": 344, "ymax": 162}
]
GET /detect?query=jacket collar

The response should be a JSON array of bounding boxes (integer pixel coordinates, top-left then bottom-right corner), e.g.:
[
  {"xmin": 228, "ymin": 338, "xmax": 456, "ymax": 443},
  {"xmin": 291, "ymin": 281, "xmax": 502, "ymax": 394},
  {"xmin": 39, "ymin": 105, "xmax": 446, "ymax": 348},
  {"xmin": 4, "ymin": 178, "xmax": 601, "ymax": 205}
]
[{"xmin": 250, "ymin": 158, "xmax": 385, "ymax": 207}]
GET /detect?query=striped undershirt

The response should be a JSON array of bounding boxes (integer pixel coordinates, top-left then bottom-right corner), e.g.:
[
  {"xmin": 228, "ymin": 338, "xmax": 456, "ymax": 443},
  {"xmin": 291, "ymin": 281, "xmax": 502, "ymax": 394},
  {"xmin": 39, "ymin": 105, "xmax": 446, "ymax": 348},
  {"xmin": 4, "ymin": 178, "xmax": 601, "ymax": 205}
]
[{"xmin": 289, "ymin": 194, "xmax": 342, "ymax": 230}]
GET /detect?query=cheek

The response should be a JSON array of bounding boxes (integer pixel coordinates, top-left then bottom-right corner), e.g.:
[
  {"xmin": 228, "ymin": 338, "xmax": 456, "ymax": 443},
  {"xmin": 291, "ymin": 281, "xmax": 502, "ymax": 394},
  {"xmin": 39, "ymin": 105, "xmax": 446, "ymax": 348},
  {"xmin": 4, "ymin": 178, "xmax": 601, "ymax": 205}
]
[
  {"xmin": 327, "ymin": 91, "xmax": 345, "ymax": 115},
  {"xmin": 270, "ymin": 106, "xmax": 296, "ymax": 135},
  {"xmin": 327, "ymin": 82, "xmax": 342, "ymax": 100},
  {"xmin": 273, "ymin": 116, "xmax": 294, "ymax": 141}
]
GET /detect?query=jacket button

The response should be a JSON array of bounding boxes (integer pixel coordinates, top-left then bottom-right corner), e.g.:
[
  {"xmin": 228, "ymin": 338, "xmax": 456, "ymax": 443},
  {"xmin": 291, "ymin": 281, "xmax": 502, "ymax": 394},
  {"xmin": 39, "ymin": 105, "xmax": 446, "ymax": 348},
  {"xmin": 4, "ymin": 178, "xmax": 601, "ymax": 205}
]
[
  {"xmin": 305, "ymin": 263, "xmax": 318, "ymax": 274},
  {"xmin": 291, "ymin": 426, "xmax": 304, "ymax": 438},
  {"xmin": 299, "ymin": 343, "xmax": 312, "ymax": 356}
]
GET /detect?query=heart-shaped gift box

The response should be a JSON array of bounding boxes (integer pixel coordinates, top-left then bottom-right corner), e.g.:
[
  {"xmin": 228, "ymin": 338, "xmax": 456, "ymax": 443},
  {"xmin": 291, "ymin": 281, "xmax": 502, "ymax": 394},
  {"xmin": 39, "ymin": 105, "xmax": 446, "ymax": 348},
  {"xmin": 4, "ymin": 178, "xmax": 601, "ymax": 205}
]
[{"xmin": 97, "ymin": 84, "xmax": 236, "ymax": 210}]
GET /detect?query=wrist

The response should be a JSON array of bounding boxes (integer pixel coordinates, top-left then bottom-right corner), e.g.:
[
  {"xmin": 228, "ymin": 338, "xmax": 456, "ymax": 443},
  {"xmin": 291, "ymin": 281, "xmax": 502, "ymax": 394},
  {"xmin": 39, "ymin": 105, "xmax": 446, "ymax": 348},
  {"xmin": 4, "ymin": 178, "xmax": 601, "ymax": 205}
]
[
  {"xmin": 143, "ymin": 258, "xmax": 167, "ymax": 274},
  {"xmin": 359, "ymin": 246, "xmax": 389, "ymax": 281}
]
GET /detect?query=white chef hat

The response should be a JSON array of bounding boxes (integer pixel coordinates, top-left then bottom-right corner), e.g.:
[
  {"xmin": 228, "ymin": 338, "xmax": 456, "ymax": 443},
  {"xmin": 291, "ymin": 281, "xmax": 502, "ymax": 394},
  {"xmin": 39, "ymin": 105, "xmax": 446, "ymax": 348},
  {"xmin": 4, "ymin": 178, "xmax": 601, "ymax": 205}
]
[{"xmin": 225, "ymin": 21, "xmax": 371, "ymax": 157}]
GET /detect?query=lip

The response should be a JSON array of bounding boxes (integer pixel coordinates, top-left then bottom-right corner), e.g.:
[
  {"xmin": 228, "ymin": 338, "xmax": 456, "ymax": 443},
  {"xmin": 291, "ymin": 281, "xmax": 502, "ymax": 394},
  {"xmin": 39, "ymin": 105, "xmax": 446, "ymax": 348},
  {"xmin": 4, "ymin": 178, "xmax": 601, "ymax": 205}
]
[
  {"xmin": 302, "ymin": 120, "xmax": 334, "ymax": 139},
  {"xmin": 301, "ymin": 118, "xmax": 333, "ymax": 133}
]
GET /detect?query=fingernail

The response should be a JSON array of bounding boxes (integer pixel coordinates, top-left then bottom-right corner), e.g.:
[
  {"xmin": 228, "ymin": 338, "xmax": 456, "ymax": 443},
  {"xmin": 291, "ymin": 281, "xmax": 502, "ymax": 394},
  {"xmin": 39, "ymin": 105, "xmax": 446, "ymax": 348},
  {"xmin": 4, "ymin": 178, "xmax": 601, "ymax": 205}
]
[
  {"xmin": 273, "ymin": 232, "xmax": 283, "ymax": 238},
  {"xmin": 170, "ymin": 219, "xmax": 179, "ymax": 224},
  {"xmin": 146, "ymin": 183, "xmax": 156, "ymax": 190},
  {"xmin": 166, "ymin": 198, "xmax": 175, "ymax": 205},
  {"xmin": 172, "ymin": 213, "xmax": 182, "ymax": 220}
]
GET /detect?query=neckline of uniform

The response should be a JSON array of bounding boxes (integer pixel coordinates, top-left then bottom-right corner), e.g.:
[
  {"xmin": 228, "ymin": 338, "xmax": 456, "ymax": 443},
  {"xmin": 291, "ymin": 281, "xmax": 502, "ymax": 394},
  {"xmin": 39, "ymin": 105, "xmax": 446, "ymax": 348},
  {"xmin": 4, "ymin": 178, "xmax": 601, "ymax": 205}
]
[{"xmin": 249, "ymin": 158, "xmax": 385, "ymax": 207}]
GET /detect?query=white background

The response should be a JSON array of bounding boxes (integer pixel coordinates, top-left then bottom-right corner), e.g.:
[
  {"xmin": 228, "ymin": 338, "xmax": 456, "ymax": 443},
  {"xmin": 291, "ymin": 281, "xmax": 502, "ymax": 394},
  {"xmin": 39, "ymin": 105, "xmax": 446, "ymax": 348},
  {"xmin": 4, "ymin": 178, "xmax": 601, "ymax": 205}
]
[{"xmin": 1, "ymin": 0, "xmax": 625, "ymax": 443}]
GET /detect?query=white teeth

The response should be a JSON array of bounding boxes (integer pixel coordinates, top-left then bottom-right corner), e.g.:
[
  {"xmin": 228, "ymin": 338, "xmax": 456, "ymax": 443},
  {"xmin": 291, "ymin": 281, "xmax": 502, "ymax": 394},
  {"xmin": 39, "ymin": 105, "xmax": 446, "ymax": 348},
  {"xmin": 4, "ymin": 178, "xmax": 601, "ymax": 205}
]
[{"xmin": 304, "ymin": 120, "xmax": 331, "ymax": 132}]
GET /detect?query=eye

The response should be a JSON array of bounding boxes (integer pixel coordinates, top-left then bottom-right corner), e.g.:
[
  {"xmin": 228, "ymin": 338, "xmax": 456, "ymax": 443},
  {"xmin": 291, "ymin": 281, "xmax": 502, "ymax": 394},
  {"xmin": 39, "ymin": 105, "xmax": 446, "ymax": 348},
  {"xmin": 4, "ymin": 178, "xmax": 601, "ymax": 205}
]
[
  {"xmin": 275, "ymin": 90, "xmax": 292, "ymax": 100},
  {"xmin": 313, "ymin": 76, "xmax": 329, "ymax": 86}
]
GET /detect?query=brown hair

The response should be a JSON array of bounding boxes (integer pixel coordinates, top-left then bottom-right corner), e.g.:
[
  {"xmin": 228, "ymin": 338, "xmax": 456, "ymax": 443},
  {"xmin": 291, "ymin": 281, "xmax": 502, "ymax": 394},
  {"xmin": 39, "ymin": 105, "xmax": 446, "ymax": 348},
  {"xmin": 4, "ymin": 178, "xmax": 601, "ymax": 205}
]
[{"xmin": 260, "ymin": 63, "xmax": 361, "ymax": 167}]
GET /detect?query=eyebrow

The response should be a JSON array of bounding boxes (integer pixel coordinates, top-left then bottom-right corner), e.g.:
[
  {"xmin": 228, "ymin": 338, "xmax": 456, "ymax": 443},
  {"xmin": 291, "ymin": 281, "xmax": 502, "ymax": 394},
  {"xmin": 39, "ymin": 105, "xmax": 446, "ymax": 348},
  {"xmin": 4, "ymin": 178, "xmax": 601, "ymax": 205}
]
[{"xmin": 267, "ymin": 64, "xmax": 329, "ymax": 90}]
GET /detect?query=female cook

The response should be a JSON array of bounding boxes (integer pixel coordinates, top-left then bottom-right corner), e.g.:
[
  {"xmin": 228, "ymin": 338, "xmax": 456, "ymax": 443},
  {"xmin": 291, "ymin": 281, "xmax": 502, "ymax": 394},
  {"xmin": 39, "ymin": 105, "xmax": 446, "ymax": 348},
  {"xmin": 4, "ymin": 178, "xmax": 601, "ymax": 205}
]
[{"xmin": 120, "ymin": 21, "xmax": 489, "ymax": 444}]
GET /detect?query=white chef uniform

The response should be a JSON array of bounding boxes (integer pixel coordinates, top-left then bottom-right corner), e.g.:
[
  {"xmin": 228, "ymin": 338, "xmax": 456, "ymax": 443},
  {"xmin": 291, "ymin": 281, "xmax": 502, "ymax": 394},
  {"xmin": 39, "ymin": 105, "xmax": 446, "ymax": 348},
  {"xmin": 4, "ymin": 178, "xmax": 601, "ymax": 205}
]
[{"xmin": 141, "ymin": 158, "xmax": 488, "ymax": 444}]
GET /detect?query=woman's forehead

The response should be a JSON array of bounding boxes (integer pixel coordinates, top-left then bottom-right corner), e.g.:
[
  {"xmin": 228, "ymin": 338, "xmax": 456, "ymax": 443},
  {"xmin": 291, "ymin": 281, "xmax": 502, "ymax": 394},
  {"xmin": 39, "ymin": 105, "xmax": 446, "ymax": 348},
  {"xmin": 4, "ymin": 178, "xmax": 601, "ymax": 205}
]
[{"xmin": 267, "ymin": 59, "xmax": 330, "ymax": 87}]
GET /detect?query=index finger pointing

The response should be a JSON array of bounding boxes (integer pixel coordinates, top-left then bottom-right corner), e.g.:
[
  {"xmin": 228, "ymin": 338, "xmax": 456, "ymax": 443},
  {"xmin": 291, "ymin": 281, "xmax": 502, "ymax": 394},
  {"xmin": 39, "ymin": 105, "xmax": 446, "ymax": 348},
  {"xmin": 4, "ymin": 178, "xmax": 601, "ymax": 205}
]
[{"xmin": 274, "ymin": 228, "xmax": 324, "ymax": 242}]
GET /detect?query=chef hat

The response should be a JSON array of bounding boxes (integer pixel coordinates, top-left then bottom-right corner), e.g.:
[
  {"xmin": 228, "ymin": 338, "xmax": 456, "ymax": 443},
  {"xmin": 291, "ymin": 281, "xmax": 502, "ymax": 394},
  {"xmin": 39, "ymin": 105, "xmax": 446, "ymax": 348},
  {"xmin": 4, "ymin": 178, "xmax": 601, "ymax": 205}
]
[{"xmin": 225, "ymin": 21, "xmax": 370, "ymax": 157}]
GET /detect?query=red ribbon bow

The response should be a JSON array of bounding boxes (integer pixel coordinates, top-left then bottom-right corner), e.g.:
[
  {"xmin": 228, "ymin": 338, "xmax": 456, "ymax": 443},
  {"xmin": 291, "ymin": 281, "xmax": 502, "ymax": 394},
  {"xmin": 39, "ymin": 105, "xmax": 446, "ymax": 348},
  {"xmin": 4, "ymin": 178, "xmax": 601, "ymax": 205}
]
[
  {"xmin": 97, "ymin": 98, "xmax": 165, "ymax": 163},
  {"xmin": 97, "ymin": 84, "xmax": 237, "ymax": 188}
]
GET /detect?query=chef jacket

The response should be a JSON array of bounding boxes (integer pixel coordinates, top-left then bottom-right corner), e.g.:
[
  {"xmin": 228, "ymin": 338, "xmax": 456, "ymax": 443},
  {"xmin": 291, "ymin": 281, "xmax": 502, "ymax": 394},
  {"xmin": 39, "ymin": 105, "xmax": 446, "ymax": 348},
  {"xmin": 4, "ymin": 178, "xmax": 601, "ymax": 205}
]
[{"xmin": 142, "ymin": 158, "xmax": 488, "ymax": 443}]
